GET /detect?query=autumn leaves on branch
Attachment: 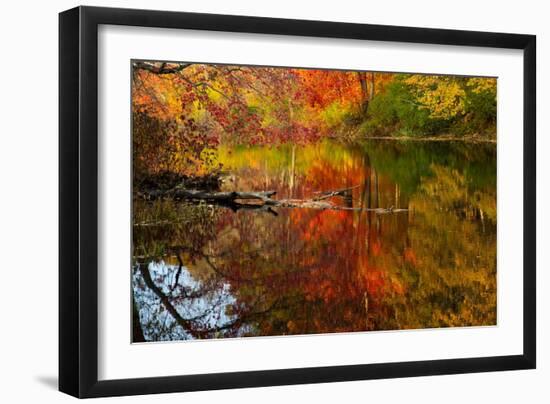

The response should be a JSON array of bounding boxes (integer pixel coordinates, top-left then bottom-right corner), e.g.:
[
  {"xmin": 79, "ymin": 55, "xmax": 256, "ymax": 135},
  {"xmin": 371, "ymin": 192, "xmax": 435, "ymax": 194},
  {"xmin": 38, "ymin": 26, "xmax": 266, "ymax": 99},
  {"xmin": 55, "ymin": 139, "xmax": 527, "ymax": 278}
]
[{"xmin": 132, "ymin": 60, "xmax": 497, "ymax": 181}]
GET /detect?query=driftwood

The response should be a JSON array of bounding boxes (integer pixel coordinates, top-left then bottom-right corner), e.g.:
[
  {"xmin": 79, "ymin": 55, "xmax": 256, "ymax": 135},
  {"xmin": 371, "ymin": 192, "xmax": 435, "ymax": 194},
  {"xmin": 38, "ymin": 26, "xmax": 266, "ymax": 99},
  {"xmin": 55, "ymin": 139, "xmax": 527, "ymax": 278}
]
[
  {"xmin": 142, "ymin": 189, "xmax": 278, "ymax": 204},
  {"xmin": 313, "ymin": 184, "xmax": 360, "ymax": 201},
  {"xmin": 138, "ymin": 185, "xmax": 408, "ymax": 215}
]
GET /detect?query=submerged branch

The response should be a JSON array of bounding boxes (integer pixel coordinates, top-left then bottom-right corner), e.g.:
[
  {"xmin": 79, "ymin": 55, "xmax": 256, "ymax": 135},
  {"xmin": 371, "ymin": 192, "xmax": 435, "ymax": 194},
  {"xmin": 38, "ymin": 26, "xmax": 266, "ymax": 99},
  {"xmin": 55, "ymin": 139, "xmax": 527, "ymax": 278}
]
[
  {"xmin": 136, "ymin": 185, "xmax": 408, "ymax": 225},
  {"xmin": 313, "ymin": 185, "xmax": 361, "ymax": 201},
  {"xmin": 141, "ymin": 189, "xmax": 278, "ymax": 204}
]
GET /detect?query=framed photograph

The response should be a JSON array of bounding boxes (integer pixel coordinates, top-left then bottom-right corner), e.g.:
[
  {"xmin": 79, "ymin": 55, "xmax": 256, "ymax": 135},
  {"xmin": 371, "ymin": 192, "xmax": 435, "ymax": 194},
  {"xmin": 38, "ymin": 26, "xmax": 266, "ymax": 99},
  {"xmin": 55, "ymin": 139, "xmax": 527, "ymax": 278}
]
[{"xmin": 59, "ymin": 6, "xmax": 536, "ymax": 398}]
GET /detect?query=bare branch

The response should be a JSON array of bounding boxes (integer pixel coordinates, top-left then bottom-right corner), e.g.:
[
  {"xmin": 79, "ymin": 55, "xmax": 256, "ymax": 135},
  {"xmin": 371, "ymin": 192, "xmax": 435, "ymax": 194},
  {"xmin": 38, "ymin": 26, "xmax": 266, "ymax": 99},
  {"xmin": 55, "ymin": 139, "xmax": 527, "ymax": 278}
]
[
  {"xmin": 138, "ymin": 187, "xmax": 408, "ymax": 214},
  {"xmin": 133, "ymin": 61, "xmax": 192, "ymax": 75}
]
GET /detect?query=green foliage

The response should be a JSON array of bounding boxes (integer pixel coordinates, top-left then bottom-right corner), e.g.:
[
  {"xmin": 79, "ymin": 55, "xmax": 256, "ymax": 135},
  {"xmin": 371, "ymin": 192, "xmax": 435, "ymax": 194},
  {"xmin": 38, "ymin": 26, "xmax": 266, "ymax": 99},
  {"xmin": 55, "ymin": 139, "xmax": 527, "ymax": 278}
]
[
  {"xmin": 360, "ymin": 75, "xmax": 496, "ymax": 138},
  {"xmin": 463, "ymin": 79, "xmax": 497, "ymax": 135},
  {"xmin": 362, "ymin": 78, "xmax": 448, "ymax": 136},
  {"xmin": 318, "ymin": 101, "xmax": 359, "ymax": 129}
]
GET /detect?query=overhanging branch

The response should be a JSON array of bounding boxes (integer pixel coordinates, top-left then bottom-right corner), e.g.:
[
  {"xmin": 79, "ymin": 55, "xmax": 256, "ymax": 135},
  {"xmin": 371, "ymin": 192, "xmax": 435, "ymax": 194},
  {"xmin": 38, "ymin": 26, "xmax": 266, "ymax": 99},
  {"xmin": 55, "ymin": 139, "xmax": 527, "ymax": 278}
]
[{"xmin": 133, "ymin": 61, "xmax": 192, "ymax": 75}]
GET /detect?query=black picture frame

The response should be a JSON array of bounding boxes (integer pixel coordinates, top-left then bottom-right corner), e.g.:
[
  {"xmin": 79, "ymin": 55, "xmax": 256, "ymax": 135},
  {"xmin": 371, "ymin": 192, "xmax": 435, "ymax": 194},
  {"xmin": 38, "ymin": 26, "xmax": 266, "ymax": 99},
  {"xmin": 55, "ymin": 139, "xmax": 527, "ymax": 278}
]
[{"xmin": 59, "ymin": 5, "xmax": 536, "ymax": 398}]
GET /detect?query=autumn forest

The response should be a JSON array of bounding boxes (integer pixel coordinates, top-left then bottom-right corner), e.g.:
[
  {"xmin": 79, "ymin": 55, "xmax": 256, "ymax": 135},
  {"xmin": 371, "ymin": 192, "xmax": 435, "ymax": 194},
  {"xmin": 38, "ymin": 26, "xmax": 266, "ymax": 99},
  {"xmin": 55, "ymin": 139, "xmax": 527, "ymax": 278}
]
[{"xmin": 131, "ymin": 61, "xmax": 497, "ymax": 342}]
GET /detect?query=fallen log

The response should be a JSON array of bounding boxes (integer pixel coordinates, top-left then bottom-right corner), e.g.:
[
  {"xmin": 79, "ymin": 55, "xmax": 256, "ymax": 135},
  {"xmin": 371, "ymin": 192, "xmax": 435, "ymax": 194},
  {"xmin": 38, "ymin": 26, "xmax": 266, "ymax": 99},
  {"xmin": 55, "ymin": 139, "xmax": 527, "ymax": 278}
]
[
  {"xmin": 313, "ymin": 185, "xmax": 360, "ymax": 201},
  {"xmin": 141, "ymin": 188, "xmax": 277, "ymax": 204},
  {"xmin": 137, "ymin": 185, "xmax": 408, "ymax": 223}
]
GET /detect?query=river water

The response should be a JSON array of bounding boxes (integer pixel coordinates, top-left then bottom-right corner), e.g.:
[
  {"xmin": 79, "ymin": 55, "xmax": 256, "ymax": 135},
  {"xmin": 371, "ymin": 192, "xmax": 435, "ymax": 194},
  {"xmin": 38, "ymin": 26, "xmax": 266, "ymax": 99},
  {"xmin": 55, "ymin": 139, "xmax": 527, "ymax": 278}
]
[{"xmin": 132, "ymin": 139, "xmax": 497, "ymax": 342}]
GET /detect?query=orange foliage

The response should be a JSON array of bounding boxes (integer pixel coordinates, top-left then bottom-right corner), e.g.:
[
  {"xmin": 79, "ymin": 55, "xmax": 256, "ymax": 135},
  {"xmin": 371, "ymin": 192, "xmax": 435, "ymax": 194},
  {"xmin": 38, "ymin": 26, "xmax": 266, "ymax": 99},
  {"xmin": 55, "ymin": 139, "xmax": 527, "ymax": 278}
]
[{"xmin": 295, "ymin": 69, "xmax": 363, "ymax": 109}]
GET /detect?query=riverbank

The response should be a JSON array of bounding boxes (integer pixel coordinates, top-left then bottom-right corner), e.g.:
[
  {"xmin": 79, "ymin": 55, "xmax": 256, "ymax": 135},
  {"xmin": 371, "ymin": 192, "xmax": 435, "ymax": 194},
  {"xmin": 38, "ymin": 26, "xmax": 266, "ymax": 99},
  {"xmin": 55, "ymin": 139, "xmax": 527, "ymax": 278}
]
[
  {"xmin": 329, "ymin": 124, "xmax": 496, "ymax": 144},
  {"xmin": 362, "ymin": 135, "xmax": 497, "ymax": 144}
]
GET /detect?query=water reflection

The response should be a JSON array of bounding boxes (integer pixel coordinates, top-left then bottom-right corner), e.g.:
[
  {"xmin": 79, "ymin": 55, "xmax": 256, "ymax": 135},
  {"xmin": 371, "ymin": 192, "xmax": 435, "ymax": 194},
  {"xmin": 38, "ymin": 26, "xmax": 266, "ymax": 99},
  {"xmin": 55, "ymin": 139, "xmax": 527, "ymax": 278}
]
[
  {"xmin": 133, "ymin": 140, "xmax": 497, "ymax": 341},
  {"xmin": 133, "ymin": 261, "xmax": 240, "ymax": 341}
]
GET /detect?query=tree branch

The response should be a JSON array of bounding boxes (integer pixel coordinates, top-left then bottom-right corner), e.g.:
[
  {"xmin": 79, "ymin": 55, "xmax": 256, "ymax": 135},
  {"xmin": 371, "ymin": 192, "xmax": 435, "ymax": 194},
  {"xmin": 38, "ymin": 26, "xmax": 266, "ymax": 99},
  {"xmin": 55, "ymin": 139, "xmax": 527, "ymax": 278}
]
[
  {"xmin": 133, "ymin": 61, "xmax": 192, "ymax": 75},
  {"xmin": 138, "ymin": 187, "xmax": 408, "ymax": 214},
  {"xmin": 139, "ymin": 264, "xmax": 214, "ymax": 339}
]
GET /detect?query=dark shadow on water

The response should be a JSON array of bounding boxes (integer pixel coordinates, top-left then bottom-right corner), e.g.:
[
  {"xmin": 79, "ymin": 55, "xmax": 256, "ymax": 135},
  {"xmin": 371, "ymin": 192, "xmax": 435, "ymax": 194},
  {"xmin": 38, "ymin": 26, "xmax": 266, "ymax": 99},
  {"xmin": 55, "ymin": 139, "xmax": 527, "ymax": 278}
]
[{"xmin": 36, "ymin": 375, "xmax": 58, "ymax": 390}]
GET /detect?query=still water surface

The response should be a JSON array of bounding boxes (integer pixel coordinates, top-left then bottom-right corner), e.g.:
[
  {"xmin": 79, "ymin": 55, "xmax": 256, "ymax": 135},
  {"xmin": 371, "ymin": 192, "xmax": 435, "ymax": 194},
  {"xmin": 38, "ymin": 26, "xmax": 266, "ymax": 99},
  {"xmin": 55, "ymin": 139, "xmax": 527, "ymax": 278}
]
[{"xmin": 132, "ymin": 139, "xmax": 497, "ymax": 342}]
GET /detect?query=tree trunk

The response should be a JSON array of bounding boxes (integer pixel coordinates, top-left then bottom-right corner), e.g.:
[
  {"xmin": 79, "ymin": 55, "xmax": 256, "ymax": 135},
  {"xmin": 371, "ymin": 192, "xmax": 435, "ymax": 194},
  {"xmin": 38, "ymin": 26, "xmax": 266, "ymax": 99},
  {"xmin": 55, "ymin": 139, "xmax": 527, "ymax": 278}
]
[
  {"xmin": 357, "ymin": 71, "xmax": 369, "ymax": 114},
  {"xmin": 370, "ymin": 72, "xmax": 376, "ymax": 101}
]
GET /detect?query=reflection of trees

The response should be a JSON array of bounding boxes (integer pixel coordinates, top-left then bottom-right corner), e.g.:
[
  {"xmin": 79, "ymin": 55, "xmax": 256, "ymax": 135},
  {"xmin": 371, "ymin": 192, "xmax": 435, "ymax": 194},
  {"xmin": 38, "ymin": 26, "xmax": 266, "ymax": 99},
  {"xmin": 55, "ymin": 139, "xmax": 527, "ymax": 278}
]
[
  {"xmin": 133, "ymin": 261, "xmax": 239, "ymax": 341},
  {"xmin": 133, "ymin": 258, "xmax": 292, "ymax": 341},
  {"xmin": 364, "ymin": 140, "xmax": 497, "ymax": 197},
  {"xmin": 133, "ymin": 199, "xmax": 221, "ymax": 262},
  {"xmin": 369, "ymin": 164, "xmax": 496, "ymax": 330},
  {"xmin": 132, "ymin": 200, "xmax": 293, "ymax": 341},
  {"xmin": 132, "ymin": 141, "xmax": 497, "ymax": 341}
]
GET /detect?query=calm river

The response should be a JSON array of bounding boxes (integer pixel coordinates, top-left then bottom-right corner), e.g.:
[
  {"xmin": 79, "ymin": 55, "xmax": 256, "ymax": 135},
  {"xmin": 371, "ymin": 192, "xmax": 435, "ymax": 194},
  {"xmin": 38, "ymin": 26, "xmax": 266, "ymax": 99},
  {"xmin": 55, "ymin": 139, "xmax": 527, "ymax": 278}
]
[{"xmin": 132, "ymin": 139, "xmax": 497, "ymax": 342}]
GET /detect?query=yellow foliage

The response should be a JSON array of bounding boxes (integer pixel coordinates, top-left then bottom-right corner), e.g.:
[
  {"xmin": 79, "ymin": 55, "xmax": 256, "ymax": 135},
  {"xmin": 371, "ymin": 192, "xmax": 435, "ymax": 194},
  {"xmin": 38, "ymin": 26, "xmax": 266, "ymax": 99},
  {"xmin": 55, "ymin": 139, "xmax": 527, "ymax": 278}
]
[
  {"xmin": 467, "ymin": 77, "xmax": 497, "ymax": 95},
  {"xmin": 405, "ymin": 75, "xmax": 466, "ymax": 119}
]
